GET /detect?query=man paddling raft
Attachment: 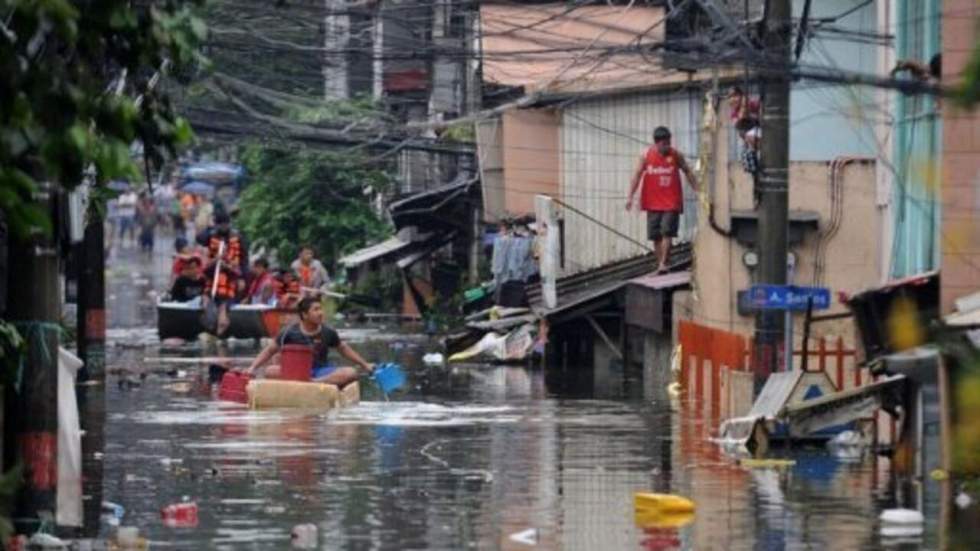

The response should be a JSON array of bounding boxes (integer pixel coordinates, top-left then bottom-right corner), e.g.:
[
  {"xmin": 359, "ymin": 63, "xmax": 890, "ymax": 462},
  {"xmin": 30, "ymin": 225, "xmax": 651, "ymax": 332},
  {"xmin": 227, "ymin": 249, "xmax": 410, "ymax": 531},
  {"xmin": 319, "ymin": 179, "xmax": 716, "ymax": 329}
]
[{"xmin": 245, "ymin": 297, "xmax": 373, "ymax": 388}]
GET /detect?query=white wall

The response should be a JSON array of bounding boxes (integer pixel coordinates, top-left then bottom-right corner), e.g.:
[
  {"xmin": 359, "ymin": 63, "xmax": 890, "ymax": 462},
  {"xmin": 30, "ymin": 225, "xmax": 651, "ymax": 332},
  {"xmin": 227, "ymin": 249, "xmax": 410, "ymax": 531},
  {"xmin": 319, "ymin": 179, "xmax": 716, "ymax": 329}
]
[{"xmin": 559, "ymin": 89, "xmax": 702, "ymax": 275}]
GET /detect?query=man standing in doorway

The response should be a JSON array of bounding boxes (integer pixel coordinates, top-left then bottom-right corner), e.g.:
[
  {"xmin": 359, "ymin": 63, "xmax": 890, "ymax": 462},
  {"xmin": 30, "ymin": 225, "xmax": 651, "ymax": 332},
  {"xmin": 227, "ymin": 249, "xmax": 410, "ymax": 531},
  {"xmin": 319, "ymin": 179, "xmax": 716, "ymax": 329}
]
[{"xmin": 626, "ymin": 126, "xmax": 699, "ymax": 274}]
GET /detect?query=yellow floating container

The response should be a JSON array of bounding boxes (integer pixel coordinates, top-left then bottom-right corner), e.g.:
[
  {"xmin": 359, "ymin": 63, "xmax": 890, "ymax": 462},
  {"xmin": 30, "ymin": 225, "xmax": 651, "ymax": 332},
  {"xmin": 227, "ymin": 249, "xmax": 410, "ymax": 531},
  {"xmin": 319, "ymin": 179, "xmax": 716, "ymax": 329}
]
[
  {"xmin": 247, "ymin": 380, "xmax": 356, "ymax": 410},
  {"xmin": 634, "ymin": 510, "xmax": 695, "ymax": 529},
  {"xmin": 737, "ymin": 458, "xmax": 796, "ymax": 468},
  {"xmin": 633, "ymin": 493, "xmax": 695, "ymax": 515}
]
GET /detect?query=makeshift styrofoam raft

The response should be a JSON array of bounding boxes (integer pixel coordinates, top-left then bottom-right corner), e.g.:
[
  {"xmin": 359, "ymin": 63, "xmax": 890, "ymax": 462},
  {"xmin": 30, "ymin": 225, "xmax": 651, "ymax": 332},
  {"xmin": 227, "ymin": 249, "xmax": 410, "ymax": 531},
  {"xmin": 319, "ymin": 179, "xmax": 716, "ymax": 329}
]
[{"xmin": 246, "ymin": 380, "xmax": 360, "ymax": 410}]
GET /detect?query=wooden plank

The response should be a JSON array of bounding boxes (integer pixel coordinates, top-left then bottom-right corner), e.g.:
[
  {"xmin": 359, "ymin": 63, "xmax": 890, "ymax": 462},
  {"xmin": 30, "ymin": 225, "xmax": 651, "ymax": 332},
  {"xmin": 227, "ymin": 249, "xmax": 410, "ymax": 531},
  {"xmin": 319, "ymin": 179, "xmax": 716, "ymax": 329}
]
[{"xmin": 586, "ymin": 315, "xmax": 623, "ymax": 361}]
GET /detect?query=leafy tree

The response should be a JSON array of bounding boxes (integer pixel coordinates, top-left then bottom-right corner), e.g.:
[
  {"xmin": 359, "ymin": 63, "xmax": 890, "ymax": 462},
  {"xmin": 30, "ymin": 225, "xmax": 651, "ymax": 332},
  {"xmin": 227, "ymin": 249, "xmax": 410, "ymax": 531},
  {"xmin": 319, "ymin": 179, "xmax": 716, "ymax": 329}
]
[
  {"xmin": 958, "ymin": 38, "xmax": 980, "ymax": 107},
  {"xmin": 0, "ymin": 0, "xmax": 206, "ymax": 237},
  {"xmin": 235, "ymin": 144, "xmax": 392, "ymax": 268}
]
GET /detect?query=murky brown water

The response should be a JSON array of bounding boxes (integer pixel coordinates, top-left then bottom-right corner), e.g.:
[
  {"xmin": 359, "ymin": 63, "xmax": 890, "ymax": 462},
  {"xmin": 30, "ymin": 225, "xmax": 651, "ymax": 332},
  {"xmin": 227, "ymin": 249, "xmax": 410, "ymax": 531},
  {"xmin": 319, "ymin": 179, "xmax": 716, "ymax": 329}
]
[{"xmin": 89, "ymin": 237, "xmax": 978, "ymax": 550}]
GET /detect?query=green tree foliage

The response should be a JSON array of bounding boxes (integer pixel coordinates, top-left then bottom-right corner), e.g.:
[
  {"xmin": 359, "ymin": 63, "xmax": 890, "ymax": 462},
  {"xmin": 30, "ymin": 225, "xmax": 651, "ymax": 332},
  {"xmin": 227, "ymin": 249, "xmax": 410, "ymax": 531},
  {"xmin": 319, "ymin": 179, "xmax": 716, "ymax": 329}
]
[
  {"xmin": 0, "ymin": 0, "xmax": 206, "ymax": 239},
  {"xmin": 958, "ymin": 38, "xmax": 980, "ymax": 108},
  {"xmin": 236, "ymin": 144, "xmax": 392, "ymax": 268}
]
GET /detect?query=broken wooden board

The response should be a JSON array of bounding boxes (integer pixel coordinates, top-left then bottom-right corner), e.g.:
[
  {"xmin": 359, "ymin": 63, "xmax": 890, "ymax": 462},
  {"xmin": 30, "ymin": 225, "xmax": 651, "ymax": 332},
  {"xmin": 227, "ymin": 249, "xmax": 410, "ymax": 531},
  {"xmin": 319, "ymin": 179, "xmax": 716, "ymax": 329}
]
[{"xmin": 781, "ymin": 375, "xmax": 905, "ymax": 437}]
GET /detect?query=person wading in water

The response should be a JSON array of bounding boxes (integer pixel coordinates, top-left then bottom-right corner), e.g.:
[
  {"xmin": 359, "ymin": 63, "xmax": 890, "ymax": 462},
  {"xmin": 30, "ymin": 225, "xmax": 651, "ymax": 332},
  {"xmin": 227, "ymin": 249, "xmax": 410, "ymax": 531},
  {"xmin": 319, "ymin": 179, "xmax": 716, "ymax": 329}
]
[{"xmin": 245, "ymin": 297, "xmax": 373, "ymax": 387}]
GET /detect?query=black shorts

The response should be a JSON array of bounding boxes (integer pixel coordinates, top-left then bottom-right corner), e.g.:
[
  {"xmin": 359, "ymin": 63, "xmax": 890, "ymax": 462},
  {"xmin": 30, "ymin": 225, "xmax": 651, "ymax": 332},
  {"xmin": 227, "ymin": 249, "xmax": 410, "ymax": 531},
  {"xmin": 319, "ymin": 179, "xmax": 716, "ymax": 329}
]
[{"xmin": 647, "ymin": 211, "xmax": 680, "ymax": 240}]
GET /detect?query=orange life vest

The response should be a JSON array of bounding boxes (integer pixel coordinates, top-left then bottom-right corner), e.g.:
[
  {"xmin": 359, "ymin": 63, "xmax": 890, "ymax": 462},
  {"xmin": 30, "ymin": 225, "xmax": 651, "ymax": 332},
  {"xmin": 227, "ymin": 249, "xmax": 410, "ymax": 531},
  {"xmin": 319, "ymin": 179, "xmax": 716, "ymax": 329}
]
[
  {"xmin": 207, "ymin": 234, "xmax": 243, "ymax": 299},
  {"xmin": 276, "ymin": 278, "xmax": 301, "ymax": 308},
  {"xmin": 208, "ymin": 234, "xmax": 242, "ymax": 268}
]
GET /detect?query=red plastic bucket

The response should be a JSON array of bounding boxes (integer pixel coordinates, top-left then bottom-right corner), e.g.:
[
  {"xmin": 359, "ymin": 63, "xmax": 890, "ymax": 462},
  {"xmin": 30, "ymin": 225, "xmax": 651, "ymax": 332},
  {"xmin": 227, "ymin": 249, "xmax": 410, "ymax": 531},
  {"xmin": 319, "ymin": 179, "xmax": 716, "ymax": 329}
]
[
  {"xmin": 279, "ymin": 344, "xmax": 313, "ymax": 381},
  {"xmin": 218, "ymin": 372, "xmax": 251, "ymax": 403}
]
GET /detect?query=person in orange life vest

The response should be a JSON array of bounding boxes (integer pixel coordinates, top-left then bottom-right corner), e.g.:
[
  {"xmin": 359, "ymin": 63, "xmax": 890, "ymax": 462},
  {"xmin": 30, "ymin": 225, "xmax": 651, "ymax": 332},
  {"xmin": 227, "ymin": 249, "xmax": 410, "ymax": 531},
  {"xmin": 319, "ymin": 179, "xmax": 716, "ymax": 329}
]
[
  {"xmin": 169, "ymin": 256, "xmax": 207, "ymax": 304},
  {"xmin": 245, "ymin": 258, "xmax": 277, "ymax": 305},
  {"xmin": 275, "ymin": 269, "xmax": 302, "ymax": 309},
  {"xmin": 246, "ymin": 297, "xmax": 373, "ymax": 388},
  {"xmin": 170, "ymin": 237, "xmax": 195, "ymax": 287},
  {"xmin": 202, "ymin": 211, "xmax": 247, "ymax": 335},
  {"xmin": 290, "ymin": 245, "xmax": 330, "ymax": 296},
  {"xmin": 626, "ymin": 126, "xmax": 699, "ymax": 274}
]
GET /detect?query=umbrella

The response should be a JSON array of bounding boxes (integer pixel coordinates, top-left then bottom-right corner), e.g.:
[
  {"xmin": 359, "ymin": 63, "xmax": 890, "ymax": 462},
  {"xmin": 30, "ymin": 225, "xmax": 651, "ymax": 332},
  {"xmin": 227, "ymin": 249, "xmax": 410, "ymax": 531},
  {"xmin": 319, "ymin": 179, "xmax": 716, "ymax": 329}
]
[
  {"xmin": 179, "ymin": 181, "xmax": 215, "ymax": 196},
  {"xmin": 107, "ymin": 181, "xmax": 131, "ymax": 191},
  {"xmin": 182, "ymin": 162, "xmax": 243, "ymax": 184}
]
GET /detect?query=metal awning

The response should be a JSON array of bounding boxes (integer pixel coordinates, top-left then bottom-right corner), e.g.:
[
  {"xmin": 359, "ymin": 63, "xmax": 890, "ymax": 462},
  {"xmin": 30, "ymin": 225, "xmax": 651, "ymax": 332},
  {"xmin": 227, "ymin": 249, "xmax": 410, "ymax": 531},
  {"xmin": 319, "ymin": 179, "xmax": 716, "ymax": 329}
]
[
  {"xmin": 396, "ymin": 231, "xmax": 457, "ymax": 270},
  {"xmin": 388, "ymin": 175, "xmax": 478, "ymax": 232},
  {"xmin": 339, "ymin": 237, "xmax": 413, "ymax": 268}
]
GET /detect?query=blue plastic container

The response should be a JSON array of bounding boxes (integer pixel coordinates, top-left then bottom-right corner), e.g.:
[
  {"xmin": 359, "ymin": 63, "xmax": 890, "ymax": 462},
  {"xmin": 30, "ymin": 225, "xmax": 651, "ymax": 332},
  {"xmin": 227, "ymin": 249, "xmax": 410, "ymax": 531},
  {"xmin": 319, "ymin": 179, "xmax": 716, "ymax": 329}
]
[{"xmin": 372, "ymin": 363, "xmax": 406, "ymax": 395}]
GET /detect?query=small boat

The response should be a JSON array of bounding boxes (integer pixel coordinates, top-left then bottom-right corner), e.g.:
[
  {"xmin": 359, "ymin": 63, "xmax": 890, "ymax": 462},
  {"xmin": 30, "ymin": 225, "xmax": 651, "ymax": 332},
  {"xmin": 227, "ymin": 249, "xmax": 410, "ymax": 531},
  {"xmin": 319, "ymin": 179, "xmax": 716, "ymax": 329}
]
[
  {"xmin": 156, "ymin": 300, "xmax": 295, "ymax": 340},
  {"xmin": 246, "ymin": 379, "xmax": 360, "ymax": 410},
  {"xmin": 156, "ymin": 300, "xmax": 207, "ymax": 340}
]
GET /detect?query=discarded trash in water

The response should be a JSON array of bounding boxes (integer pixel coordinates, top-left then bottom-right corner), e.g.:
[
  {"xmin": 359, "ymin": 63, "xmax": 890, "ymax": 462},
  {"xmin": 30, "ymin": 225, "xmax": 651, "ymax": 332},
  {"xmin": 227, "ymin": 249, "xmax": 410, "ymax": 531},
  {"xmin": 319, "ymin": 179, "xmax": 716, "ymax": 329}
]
[
  {"xmin": 116, "ymin": 526, "xmax": 142, "ymax": 548},
  {"xmin": 880, "ymin": 524, "xmax": 924, "ymax": 539},
  {"xmin": 879, "ymin": 508, "xmax": 924, "ymax": 525},
  {"xmin": 508, "ymin": 528, "xmax": 538, "ymax": 546},
  {"xmin": 291, "ymin": 523, "xmax": 318, "ymax": 549},
  {"xmin": 634, "ymin": 509, "xmax": 695, "ymax": 529},
  {"xmin": 956, "ymin": 491, "xmax": 973, "ymax": 509},
  {"xmin": 828, "ymin": 430, "xmax": 866, "ymax": 447},
  {"xmin": 929, "ymin": 468, "xmax": 949, "ymax": 481},
  {"xmin": 422, "ymin": 352, "xmax": 445, "ymax": 366},
  {"xmin": 738, "ymin": 458, "xmax": 796, "ymax": 469},
  {"xmin": 27, "ymin": 533, "xmax": 67, "ymax": 548},
  {"xmin": 634, "ymin": 493, "xmax": 695, "ymax": 515},
  {"xmin": 103, "ymin": 501, "xmax": 126, "ymax": 520},
  {"xmin": 264, "ymin": 505, "xmax": 287, "ymax": 514},
  {"xmin": 161, "ymin": 501, "xmax": 199, "ymax": 527},
  {"xmin": 717, "ymin": 415, "xmax": 770, "ymax": 457},
  {"xmin": 162, "ymin": 382, "xmax": 192, "ymax": 393},
  {"xmin": 117, "ymin": 378, "xmax": 141, "ymax": 390},
  {"xmin": 160, "ymin": 458, "xmax": 184, "ymax": 467}
]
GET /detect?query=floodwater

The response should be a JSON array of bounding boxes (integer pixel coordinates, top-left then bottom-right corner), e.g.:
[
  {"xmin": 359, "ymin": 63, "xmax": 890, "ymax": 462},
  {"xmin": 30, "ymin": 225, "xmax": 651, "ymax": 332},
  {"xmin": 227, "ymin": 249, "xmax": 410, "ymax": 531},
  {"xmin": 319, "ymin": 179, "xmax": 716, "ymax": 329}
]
[{"xmin": 90, "ymin": 235, "xmax": 977, "ymax": 550}]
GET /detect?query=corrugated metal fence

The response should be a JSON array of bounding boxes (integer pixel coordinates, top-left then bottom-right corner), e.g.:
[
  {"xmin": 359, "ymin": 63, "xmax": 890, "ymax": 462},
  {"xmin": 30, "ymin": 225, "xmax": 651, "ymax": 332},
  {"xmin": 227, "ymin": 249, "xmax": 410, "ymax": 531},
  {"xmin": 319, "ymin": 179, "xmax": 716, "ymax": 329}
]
[{"xmin": 559, "ymin": 88, "xmax": 702, "ymax": 275}]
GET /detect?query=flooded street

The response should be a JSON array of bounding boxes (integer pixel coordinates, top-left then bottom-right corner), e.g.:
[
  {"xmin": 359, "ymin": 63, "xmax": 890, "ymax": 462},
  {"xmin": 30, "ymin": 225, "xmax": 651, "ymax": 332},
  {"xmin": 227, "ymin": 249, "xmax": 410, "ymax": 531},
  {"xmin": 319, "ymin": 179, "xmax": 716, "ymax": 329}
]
[{"xmin": 92, "ymin": 238, "xmax": 964, "ymax": 550}]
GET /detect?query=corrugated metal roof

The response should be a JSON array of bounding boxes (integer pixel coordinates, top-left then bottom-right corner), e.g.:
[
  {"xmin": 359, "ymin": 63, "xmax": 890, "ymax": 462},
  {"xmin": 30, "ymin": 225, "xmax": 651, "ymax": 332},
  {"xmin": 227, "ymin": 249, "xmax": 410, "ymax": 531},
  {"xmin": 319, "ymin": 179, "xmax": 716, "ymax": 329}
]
[
  {"xmin": 528, "ymin": 243, "xmax": 693, "ymax": 320},
  {"xmin": 339, "ymin": 237, "xmax": 412, "ymax": 268}
]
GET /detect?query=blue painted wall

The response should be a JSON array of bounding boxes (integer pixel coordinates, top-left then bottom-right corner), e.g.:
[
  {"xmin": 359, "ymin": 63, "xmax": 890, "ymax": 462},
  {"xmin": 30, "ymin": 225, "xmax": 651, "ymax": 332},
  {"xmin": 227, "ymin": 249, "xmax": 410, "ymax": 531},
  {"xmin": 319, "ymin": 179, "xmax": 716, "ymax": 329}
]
[{"xmin": 789, "ymin": 0, "xmax": 879, "ymax": 161}]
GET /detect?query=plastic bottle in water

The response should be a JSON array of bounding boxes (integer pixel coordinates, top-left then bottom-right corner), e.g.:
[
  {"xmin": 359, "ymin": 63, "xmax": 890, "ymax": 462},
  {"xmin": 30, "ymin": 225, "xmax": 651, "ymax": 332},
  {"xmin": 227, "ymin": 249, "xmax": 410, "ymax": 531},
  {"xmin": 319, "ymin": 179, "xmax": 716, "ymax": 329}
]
[{"xmin": 291, "ymin": 523, "xmax": 318, "ymax": 548}]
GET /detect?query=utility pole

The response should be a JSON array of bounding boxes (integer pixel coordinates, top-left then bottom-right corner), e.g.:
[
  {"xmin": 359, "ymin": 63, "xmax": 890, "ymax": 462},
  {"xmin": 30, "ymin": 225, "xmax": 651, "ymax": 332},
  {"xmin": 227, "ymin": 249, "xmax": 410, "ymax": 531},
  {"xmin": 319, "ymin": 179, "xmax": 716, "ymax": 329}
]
[
  {"xmin": 77, "ymin": 196, "xmax": 106, "ymax": 383},
  {"xmin": 76, "ymin": 190, "xmax": 106, "ymax": 535},
  {"xmin": 5, "ymin": 183, "xmax": 60, "ymax": 530},
  {"xmin": 753, "ymin": 0, "xmax": 792, "ymax": 387}
]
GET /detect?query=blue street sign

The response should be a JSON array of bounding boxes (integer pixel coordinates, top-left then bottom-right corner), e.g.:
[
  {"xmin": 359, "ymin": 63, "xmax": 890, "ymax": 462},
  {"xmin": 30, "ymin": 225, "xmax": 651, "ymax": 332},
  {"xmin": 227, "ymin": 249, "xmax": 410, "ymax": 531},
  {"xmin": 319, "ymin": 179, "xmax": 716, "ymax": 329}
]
[{"xmin": 748, "ymin": 284, "xmax": 832, "ymax": 311}]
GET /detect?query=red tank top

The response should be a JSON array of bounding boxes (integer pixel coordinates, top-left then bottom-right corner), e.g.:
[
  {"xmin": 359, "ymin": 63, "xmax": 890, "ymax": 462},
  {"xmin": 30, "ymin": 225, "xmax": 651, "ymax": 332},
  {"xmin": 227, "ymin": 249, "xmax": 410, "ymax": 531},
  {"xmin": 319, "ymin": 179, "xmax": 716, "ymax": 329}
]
[{"xmin": 640, "ymin": 146, "xmax": 683, "ymax": 212}]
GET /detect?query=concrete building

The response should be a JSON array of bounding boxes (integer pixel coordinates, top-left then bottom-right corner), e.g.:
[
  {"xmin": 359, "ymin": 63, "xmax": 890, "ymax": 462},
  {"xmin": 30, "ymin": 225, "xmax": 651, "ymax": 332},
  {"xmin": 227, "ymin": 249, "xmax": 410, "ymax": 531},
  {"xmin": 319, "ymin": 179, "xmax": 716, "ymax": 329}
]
[{"xmin": 940, "ymin": 0, "xmax": 980, "ymax": 314}]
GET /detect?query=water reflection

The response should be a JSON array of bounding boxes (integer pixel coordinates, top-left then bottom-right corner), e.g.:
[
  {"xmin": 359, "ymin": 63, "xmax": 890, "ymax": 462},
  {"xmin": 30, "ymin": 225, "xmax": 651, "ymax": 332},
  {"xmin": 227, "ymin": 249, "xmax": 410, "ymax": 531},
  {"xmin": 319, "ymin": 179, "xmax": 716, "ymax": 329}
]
[{"xmin": 98, "ymin": 243, "xmax": 980, "ymax": 550}]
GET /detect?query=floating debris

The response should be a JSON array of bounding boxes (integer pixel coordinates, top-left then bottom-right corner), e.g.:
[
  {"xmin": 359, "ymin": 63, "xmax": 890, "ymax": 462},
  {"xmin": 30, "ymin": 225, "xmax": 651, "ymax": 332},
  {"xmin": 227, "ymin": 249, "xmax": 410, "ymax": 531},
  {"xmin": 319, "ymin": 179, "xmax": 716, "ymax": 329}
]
[{"xmin": 738, "ymin": 458, "xmax": 796, "ymax": 469}]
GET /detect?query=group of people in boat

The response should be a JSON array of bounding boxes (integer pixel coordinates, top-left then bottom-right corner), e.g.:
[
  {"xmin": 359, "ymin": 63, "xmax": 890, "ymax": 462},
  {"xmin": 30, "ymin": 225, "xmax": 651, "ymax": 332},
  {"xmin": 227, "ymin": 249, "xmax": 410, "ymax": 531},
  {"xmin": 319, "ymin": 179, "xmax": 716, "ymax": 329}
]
[{"xmin": 167, "ymin": 209, "xmax": 333, "ymax": 336}]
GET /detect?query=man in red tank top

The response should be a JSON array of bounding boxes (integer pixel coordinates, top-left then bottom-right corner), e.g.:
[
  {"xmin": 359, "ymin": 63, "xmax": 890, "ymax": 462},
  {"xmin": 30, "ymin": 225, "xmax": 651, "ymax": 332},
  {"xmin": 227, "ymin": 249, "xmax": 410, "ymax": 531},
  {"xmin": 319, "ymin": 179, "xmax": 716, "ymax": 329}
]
[{"xmin": 626, "ymin": 126, "xmax": 699, "ymax": 273}]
